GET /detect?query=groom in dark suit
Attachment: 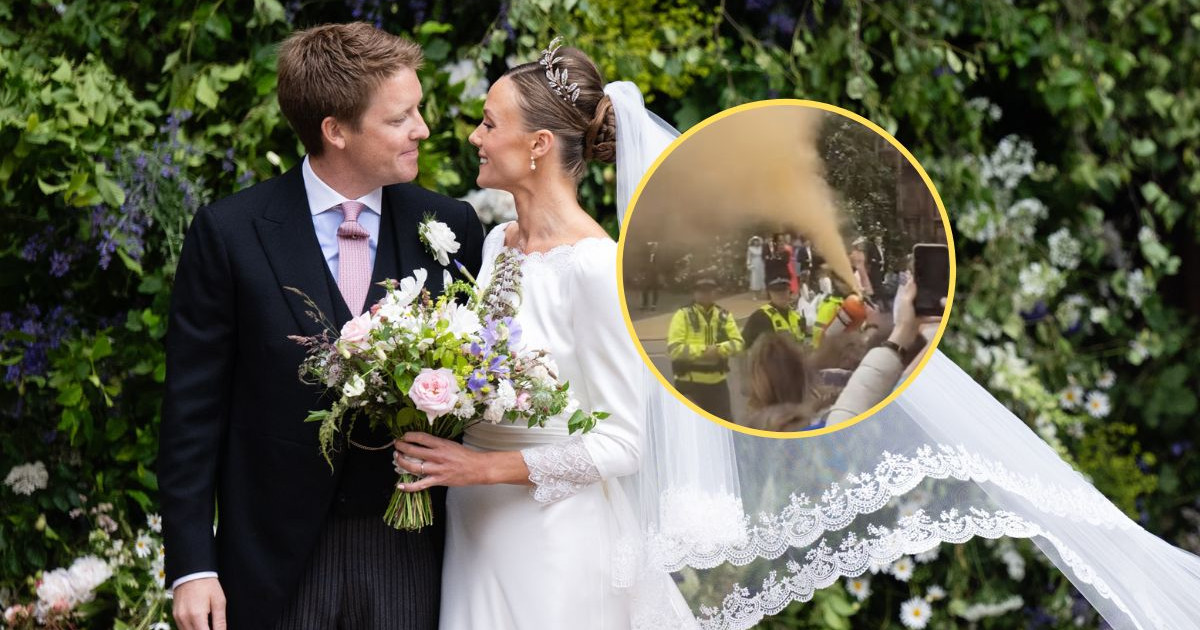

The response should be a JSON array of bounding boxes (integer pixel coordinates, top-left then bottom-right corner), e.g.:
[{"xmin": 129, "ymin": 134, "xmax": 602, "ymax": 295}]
[{"xmin": 158, "ymin": 23, "xmax": 484, "ymax": 629}]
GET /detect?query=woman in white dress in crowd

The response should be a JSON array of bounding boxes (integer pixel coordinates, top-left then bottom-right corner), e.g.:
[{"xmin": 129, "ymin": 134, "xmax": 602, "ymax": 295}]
[
  {"xmin": 746, "ymin": 235, "xmax": 765, "ymax": 299},
  {"xmin": 390, "ymin": 42, "xmax": 689, "ymax": 629}
]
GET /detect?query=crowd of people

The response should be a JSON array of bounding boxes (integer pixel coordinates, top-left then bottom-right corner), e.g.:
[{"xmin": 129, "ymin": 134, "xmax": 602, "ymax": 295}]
[{"xmin": 666, "ymin": 232, "xmax": 941, "ymax": 432}]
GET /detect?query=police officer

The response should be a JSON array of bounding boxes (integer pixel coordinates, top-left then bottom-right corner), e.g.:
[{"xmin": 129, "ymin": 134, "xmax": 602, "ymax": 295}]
[
  {"xmin": 742, "ymin": 277, "xmax": 807, "ymax": 351},
  {"xmin": 667, "ymin": 274, "xmax": 744, "ymax": 419}
]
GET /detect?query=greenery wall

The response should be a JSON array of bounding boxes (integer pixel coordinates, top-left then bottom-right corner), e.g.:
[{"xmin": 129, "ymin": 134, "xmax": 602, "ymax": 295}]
[{"xmin": 2, "ymin": 0, "xmax": 1198, "ymax": 627}]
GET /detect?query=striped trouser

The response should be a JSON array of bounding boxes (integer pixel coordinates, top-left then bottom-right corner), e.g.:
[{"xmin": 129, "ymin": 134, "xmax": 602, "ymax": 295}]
[{"xmin": 274, "ymin": 514, "xmax": 443, "ymax": 630}]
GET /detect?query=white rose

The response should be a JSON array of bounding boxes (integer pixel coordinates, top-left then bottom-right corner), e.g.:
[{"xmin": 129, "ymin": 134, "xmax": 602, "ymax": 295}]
[
  {"xmin": 36, "ymin": 569, "xmax": 78, "ymax": 612},
  {"xmin": 67, "ymin": 556, "xmax": 112, "ymax": 594},
  {"xmin": 343, "ymin": 375, "xmax": 366, "ymax": 398},
  {"xmin": 421, "ymin": 221, "xmax": 461, "ymax": 266}
]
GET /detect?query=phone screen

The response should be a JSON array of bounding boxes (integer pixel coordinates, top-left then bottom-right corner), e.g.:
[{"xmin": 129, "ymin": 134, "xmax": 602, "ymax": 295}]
[{"xmin": 912, "ymin": 244, "xmax": 949, "ymax": 317}]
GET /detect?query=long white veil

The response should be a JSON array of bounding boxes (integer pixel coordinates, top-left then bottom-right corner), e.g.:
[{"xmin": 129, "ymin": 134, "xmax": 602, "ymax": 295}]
[{"xmin": 605, "ymin": 81, "xmax": 1200, "ymax": 630}]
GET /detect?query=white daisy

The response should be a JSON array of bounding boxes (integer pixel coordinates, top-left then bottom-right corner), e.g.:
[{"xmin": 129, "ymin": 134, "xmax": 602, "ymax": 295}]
[
  {"xmin": 1097, "ymin": 370, "xmax": 1116, "ymax": 389},
  {"xmin": 890, "ymin": 556, "xmax": 915, "ymax": 582},
  {"xmin": 845, "ymin": 576, "xmax": 871, "ymax": 602},
  {"xmin": 1085, "ymin": 391, "xmax": 1111, "ymax": 418},
  {"xmin": 146, "ymin": 513, "xmax": 163, "ymax": 533},
  {"xmin": 926, "ymin": 585, "xmax": 946, "ymax": 601},
  {"xmin": 134, "ymin": 534, "xmax": 153, "ymax": 559},
  {"xmin": 1059, "ymin": 384, "xmax": 1084, "ymax": 409},
  {"xmin": 900, "ymin": 596, "xmax": 933, "ymax": 629},
  {"xmin": 150, "ymin": 561, "xmax": 166, "ymax": 589}
]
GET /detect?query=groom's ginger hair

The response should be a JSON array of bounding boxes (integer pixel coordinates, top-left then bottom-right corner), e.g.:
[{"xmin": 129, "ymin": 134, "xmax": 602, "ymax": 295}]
[{"xmin": 277, "ymin": 22, "xmax": 423, "ymax": 156}]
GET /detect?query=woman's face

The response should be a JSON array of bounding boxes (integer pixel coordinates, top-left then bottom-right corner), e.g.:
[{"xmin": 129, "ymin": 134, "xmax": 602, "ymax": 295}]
[{"xmin": 468, "ymin": 76, "xmax": 536, "ymax": 191}]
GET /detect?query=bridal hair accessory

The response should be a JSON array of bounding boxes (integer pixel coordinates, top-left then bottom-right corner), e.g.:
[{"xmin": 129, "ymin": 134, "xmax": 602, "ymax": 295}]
[{"xmin": 539, "ymin": 36, "xmax": 580, "ymax": 105}]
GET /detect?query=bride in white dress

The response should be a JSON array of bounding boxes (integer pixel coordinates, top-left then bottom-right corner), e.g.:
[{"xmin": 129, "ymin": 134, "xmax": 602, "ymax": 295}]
[
  {"xmin": 391, "ymin": 42, "xmax": 679, "ymax": 629},
  {"xmin": 394, "ymin": 37, "xmax": 1200, "ymax": 630}
]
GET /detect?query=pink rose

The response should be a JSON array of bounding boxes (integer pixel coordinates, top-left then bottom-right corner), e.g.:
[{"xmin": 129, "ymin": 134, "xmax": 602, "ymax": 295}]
[
  {"xmin": 515, "ymin": 390, "xmax": 531, "ymax": 412},
  {"xmin": 339, "ymin": 311, "xmax": 376, "ymax": 350},
  {"xmin": 409, "ymin": 368, "xmax": 460, "ymax": 423}
]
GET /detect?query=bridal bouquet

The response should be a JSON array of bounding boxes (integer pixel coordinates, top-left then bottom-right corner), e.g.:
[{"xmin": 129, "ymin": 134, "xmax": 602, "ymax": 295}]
[{"xmin": 288, "ymin": 257, "xmax": 605, "ymax": 531}]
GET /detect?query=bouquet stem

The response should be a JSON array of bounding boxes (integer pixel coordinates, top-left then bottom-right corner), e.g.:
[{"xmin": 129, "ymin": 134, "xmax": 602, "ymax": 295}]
[{"xmin": 384, "ymin": 472, "xmax": 433, "ymax": 531}]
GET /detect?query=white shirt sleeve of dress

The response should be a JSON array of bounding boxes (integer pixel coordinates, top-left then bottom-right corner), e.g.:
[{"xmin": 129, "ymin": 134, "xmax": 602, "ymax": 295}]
[{"xmin": 521, "ymin": 240, "xmax": 645, "ymax": 503}]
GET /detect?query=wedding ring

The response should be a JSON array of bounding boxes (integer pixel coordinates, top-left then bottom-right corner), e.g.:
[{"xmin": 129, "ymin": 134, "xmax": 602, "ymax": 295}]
[{"xmin": 420, "ymin": 461, "xmax": 426, "ymax": 475}]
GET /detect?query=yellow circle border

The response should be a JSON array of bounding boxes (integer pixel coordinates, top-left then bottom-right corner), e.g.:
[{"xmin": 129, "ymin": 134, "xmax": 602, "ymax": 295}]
[{"xmin": 614, "ymin": 99, "xmax": 957, "ymax": 439}]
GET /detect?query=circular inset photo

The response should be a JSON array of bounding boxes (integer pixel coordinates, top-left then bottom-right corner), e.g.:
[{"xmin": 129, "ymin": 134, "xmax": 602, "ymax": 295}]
[{"xmin": 618, "ymin": 100, "xmax": 954, "ymax": 436}]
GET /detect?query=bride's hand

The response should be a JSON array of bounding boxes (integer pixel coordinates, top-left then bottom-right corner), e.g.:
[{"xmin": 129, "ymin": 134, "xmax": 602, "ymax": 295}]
[
  {"xmin": 393, "ymin": 433, "xmax": 487, "ymax": 491},
  {"xmin": 393, "ymin": 433, "xmax": 533, "ymax": 491}
]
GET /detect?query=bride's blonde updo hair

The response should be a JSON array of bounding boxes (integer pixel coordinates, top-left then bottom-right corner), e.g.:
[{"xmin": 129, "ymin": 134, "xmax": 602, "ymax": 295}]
[{"xmin": 503, "ymin": 41, "xmax": 616, "ymax": 180}]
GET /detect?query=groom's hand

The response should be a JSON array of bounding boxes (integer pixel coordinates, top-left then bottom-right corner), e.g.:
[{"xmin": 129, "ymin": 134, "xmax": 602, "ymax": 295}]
[{"xmin": 174, "ymin": 577, "xmax": 227, "ymax": 630}]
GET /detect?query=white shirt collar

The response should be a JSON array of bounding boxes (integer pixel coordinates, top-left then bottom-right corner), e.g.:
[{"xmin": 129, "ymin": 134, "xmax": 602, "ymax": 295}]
[{"xmin": 301, "ymin": 156, "xmax": 384, "ymax": 216}]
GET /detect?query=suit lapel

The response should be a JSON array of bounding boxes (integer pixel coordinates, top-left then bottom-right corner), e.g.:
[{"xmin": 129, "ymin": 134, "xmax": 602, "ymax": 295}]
[
  {"xmin": 382, "ymin": 184, "xmax": 447, "ymax": 296},
  {"xmin": 254, "ymin": 167, "xmax": 340, "ymax": 337}
]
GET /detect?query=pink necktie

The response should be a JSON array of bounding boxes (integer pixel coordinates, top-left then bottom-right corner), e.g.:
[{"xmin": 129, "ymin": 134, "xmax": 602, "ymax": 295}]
[{"xmin": 336, "ymin": 201, "xmax": 371, "ymax": 315}]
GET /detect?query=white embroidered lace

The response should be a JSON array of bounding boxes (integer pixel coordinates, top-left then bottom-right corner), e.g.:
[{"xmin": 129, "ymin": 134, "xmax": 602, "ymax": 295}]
[
  {"xmin": 692, "ymin": 508, "xmax": 1139, "ymax": 630},
  {"xmin": 646, "ymin": 443, "xmax": 1132, "ymax": 573},
  {"xmin": 521, "ymin": 437, "xmax": 602, "ymax": 503}
]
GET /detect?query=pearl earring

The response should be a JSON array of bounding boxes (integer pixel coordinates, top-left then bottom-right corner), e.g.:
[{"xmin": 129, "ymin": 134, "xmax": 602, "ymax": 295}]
[{"xmin": 530, "ymin": 155, "xmax": 537, "ymax": 171}]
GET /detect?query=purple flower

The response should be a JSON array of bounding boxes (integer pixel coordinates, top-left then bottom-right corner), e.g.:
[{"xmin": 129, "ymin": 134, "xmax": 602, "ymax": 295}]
[
  {"xmin": 284, "ymin": 0, "xmax": 302, "ymax": 23},
  {"xmin": 767, "ymin": 11, "xmax": 796, "ymax": 35},
  {"xmin": 1171, "ymin": 441, "xmax": 1191, "ymax": 457},
  {"xmin": 1020, "ymin": 300, "xmax": 1049, "ymax": 322},
  {"xmin": 409, "ymin": 0, "xmax": 427, "ymax": 23},
  {"xmin": 504, "ymin": 317, "xmax": 522, "ymax": 348},
  {"xmin": 487, "ymin": 354, "xmax": 510, "ymax": 376},
  {"xmin": 480, "ymin": 320, "xmax": 500, "ymax": 349},
  {"xmin": 498, "ymin": 2, "xmax": 515, "ymax": 39},
  {"xmin": 21, "ymin": 233, "xmax": 47, "ymax": 261},
  {"xmin": 49, "ymin": 251, "xmax": 70, "ymax": 277},
  {"xmin": 1024, "ymin": 606, "xmax": 1057, "ymax": 629},
  {"xmin": 467, "ymin": 370, "xmax": 489, "ymax": 392},
  {"xmin": 98, "ymin": 237, "xmax": 117, "ymax": 270}
]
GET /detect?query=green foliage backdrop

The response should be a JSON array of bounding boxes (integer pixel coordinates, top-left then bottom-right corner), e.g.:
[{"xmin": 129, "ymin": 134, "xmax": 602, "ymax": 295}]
[{"xmin": 2, "ymin": 0, "xmax": 1198, "ymax": 627}]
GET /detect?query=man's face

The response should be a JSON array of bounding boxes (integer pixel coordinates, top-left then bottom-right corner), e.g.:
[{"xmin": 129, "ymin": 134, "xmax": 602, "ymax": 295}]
[
  {"xmin": 694, "ymin": 287, "xmax": 716, "ymax": 305},
  {"xmin": 769, "ymin": 287, "xmax": 790, "ymax": 308},
  {"xmin": 341, "ymin": 68, "xmax": 430, "ymax": 187}
]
